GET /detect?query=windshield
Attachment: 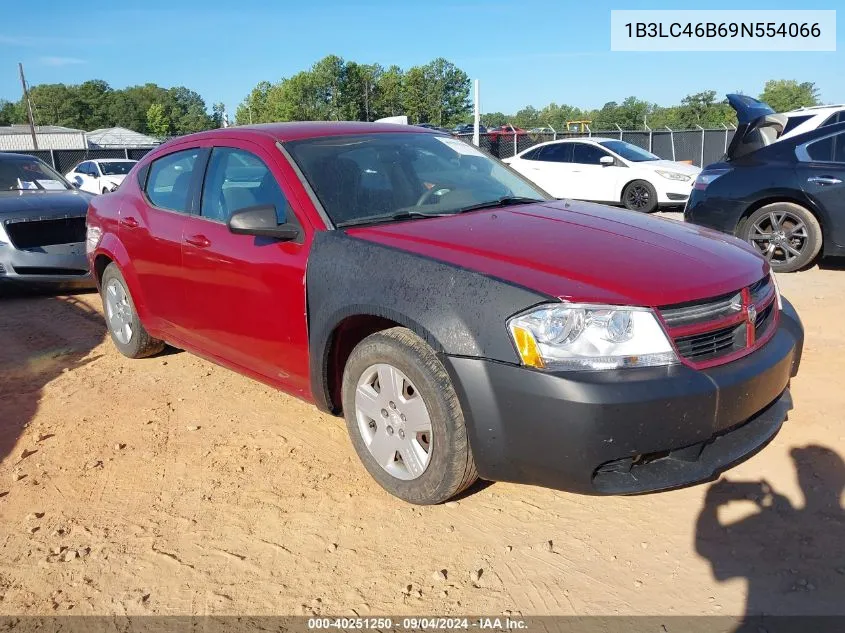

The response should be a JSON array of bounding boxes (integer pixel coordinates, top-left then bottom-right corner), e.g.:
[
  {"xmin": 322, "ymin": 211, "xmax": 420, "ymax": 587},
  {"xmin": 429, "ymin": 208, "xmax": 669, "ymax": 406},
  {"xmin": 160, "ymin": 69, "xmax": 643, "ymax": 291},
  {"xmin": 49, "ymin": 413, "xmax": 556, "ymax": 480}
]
[
  {"xmin": 285, "ymin": 132, "xmax": 548, "ymax": 227},
  {"xmin": 0, "ymin": 157, "xmax": 70, "ymax": 191},
  {"xmin": 99, "ymin": 161, "xmax": 136, "ymax": 176},
  {"xmin": 598, "ymin": 140, "xmax": 660, "ymax": 162}
]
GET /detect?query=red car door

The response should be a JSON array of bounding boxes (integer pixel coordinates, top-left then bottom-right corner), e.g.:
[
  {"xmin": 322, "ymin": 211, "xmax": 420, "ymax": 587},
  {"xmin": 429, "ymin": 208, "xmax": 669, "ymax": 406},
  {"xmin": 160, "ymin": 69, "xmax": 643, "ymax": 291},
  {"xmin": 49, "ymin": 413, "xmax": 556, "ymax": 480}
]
[
  {"xmin": 118, "ymin": 146, "xmax": 207, "ymax": 336},
  {"xmin": 178, "ymin": 140, "xmax": 313, "ymax": 398}
]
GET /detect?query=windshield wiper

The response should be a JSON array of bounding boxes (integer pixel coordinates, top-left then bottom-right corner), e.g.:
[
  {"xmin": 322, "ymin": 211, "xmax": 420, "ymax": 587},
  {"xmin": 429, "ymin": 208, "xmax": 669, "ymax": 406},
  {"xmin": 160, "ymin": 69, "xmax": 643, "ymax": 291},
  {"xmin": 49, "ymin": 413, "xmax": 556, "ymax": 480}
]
[
  {"xmin": 453, "ymin": 196, "xmax": 542, "ymax": 214},
  {"xmin": 336, "ymin": 209, "xmax": 453, "ymax": 229}
]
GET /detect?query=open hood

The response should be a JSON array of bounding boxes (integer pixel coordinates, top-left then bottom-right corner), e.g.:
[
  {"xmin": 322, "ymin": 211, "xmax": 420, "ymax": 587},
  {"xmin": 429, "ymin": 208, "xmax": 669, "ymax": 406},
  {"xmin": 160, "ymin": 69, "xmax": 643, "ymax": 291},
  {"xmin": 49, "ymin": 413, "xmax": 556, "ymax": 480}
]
[{"xmin": 725, "ymin": 94, "xmax": 787, "ymax": 161}]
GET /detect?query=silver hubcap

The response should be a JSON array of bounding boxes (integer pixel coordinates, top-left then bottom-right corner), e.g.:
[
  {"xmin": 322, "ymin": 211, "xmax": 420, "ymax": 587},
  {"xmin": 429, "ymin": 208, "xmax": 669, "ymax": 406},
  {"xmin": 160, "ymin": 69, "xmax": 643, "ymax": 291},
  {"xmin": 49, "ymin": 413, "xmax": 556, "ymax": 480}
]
[
  {"xmin": 355, "ymin": 363, "xmax": 433, "ymax": 481},
  {"xmin": 750, "ymin": 211, "xmax": 808, "ymax": 264},
  {"xmin": 105, "ymin": 278, "xmax": 133, "ymax": 345}
]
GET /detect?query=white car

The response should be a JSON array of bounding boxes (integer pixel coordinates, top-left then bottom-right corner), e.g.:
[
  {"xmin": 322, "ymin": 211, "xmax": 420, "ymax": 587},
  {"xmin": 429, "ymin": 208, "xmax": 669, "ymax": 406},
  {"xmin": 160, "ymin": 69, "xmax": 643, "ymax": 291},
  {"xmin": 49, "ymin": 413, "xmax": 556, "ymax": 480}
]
[
  {"xmin": 65, "ymin": 159, "xmax": 137, "ymax": 194},
  {"xmin": 503, "ymin": 138, "xmax": 701, "ymax": 213},
  {"xmin": 778, "ymin": 104, "xmax": 845, "ymax": 140}
]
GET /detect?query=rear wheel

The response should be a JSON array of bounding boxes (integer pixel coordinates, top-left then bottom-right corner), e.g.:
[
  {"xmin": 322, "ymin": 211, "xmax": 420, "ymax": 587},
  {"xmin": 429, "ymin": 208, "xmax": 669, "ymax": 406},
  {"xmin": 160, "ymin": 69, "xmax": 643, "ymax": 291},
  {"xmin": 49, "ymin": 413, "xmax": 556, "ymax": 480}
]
[
  {"xmin": 341, "ymin": 327, "xmax": 477, "ymax": 505},
  {"xmin": 622, "ymin": 180, "xmax": 658, "ymax": 213},
  {"xmin": 740, "ymin": 202, "xmax": 822, "ymax": 273},
  {"xmin": 102, "ymin": 187, "xmax": 109, "ymax": 194},
  {"xmin": 101, "ymin": 263, "xmax": 165, "ymax": 358}
]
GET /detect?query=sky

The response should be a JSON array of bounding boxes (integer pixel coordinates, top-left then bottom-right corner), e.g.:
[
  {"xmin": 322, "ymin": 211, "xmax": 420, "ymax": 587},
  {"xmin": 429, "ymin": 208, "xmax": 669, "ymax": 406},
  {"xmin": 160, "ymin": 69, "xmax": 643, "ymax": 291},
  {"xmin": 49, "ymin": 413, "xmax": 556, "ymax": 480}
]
[{"xmin": 0, "ymin": 0, "xmax": 842, "ymax": 119}]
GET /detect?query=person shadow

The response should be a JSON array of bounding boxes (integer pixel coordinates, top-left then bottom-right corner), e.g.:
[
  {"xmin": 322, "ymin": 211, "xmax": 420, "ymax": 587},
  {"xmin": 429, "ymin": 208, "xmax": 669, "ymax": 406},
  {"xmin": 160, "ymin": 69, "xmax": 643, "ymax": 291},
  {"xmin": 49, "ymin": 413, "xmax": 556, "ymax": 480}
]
[{"xmin": 696, "ymin": 445, "xmax": 845, "ymax": 625}]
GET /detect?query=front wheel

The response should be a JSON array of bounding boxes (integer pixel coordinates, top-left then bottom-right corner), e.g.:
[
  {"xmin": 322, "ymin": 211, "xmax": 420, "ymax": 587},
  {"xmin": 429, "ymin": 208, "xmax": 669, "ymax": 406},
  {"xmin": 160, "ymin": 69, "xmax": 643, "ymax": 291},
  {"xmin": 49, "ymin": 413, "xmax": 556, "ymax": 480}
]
[
  {"xmin": 622, "ymin": 180, "xmax": 658, "ymax": 213},
  {"xmin": 341, "ymin": 327, "xmax": 477, "ymax": 505},
  {"xmin": 740, "ymin": 202, "xmax": 822, "ymax": 273},
  {"xmin": 101, "ymin": 263, "xmax": 165, "ymax": 358}
]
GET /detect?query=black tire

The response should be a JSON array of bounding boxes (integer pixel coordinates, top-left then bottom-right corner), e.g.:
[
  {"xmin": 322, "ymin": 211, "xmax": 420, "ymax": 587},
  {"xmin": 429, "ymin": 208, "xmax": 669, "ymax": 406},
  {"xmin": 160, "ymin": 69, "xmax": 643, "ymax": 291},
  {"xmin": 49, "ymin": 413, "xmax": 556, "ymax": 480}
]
[
  {"xmin": 622, "ymin": 179, "xmax": 658, "ymax": 213},
  {"xmin": 740, "ymin": 202, "xmax": 822, "ymax": 273},
  {"xmin": 100, "ymin": 263, "xmax": 165, "ymax": 359},
  {"xmin": 341, "ymin": 327, "xmax": 477, "ymax": 505},
  {"xmin": 102, "ymin": 187, "xmax": 109, "ymax": 195}
]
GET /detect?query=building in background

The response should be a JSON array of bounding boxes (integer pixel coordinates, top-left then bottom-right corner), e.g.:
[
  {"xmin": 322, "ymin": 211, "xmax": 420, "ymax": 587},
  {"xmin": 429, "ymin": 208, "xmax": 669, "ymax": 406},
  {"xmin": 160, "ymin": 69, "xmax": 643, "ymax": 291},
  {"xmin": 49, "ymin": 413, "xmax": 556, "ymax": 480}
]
[
  {"xmin": 85, "ymin": 127, "xmax": 160, "ymax": 149},
  {"xmin": 0, "ymin": 124, "xmax": 87, "ymax": 151}
]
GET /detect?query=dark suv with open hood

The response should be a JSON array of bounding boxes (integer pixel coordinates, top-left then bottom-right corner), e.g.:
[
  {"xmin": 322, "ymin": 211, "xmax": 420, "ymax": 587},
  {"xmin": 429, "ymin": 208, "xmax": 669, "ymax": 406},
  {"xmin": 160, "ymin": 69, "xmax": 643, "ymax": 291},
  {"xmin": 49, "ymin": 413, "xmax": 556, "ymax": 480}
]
[{"xmin": 686, "ymin": 94, "xmax": 845, "ymax": 272}]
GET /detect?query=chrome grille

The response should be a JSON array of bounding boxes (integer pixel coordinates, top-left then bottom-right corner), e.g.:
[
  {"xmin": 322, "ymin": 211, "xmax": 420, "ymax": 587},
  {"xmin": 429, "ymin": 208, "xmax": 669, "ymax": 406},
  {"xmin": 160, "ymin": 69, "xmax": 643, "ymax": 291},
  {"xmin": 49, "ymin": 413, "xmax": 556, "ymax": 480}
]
[
  {"xmin": 660, "ymin": 292, "xmax": 742, "ymax": 327},
  {"xmin": 660, "ymin": 274, "xmax": 777, "ymax": 366}
]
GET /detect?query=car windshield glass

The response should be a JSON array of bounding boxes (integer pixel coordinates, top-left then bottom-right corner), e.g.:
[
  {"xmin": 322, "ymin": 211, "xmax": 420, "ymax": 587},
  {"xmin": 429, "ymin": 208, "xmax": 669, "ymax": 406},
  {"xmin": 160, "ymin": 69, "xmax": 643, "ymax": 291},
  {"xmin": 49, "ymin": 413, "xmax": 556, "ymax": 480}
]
[
  {"xmin": 285, "ymin": 132, "xmax": 548, "ymax": 227},
  {"xmin": 0, "ymin": 157, "xmax": 70, "ymax": 191},
  {"xmin": 598, "ymin": 140, "xmax": 660, "ymax": 162},
  {"xmin": 99, "ymin": 161, "xmax": 135, "ymax": 175}
]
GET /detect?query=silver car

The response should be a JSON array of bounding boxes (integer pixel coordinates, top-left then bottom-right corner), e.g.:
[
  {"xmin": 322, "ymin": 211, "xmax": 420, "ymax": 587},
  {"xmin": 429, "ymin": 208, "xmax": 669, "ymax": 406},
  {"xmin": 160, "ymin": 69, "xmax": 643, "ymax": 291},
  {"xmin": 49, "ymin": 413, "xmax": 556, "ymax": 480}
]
[{"xmin": 0, "ymin": 153, "xmax": 93, "ymax": 285}]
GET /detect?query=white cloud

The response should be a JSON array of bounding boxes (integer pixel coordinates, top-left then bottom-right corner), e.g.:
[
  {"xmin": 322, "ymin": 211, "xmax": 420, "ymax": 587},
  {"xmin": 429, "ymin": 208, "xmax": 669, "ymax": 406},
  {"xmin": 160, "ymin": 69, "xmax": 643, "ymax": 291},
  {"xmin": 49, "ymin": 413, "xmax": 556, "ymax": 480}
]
[{"xmin": 39, "ymin": 56, "xmax": 86, "ymax": 67}]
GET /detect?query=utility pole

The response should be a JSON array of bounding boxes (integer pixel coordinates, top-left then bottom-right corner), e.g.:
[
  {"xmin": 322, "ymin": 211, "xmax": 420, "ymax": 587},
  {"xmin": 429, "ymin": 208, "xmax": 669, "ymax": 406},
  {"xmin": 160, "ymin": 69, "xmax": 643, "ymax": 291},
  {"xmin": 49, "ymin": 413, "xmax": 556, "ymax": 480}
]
[{"xmin": 18, "ymin": 62, "xmax": 38, "ymax": 150}]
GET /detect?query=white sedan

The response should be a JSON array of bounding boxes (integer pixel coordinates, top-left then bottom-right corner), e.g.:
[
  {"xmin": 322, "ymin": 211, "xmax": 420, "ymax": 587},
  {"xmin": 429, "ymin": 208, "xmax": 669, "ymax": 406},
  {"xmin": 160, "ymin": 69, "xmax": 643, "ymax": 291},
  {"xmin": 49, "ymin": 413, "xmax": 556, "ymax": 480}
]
[
  {"xmin": 65, "ymin": 159, "xmax": 137, "ymax": 195},
  {"xmin": 503, "ymin": 138, "xmax": 700, "ymax": 213}
]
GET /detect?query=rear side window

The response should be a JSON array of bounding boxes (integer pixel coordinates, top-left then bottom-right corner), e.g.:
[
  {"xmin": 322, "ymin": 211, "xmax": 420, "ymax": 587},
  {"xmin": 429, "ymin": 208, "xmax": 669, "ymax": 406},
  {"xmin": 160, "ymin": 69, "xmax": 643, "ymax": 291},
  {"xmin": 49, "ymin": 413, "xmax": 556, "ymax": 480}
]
[
  {"xmin": 537, "ymin": 143, "xmax": 573, "ymax": 163},
  {"xmin": 200, "ymin": 148, "xmax": 292, "ymax": 223},
  {"xmin": 782, "ymin": 114, "xmax": 814, "ymax": 135},
  {"xmin": 145, "ymin": 149, "xmax": 200, "ymax": 212},
  {"xmin": 520, "ymin": 147, "xmax": 543, "ymax": 161},
  {"xmin": 572, "ymin": 143, "xmax": 609, "ymax": 165}
]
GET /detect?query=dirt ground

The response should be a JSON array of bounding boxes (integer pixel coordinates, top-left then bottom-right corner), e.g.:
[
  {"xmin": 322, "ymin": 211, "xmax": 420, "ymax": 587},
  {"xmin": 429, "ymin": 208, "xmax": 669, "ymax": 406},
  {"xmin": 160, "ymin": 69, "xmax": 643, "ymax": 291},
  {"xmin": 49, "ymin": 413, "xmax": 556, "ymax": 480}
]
[{"xmin": 1, "ymin": 219, "xmax": 844, "ymax": 617}]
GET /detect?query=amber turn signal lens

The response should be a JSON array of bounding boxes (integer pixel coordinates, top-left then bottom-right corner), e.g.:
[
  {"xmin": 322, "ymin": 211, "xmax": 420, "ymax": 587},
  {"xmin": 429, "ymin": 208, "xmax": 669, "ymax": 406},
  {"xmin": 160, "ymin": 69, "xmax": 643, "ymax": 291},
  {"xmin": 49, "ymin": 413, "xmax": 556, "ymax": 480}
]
[{"xmin": 511, "ymin": 325, "xmax": 545, "ymax": 369}]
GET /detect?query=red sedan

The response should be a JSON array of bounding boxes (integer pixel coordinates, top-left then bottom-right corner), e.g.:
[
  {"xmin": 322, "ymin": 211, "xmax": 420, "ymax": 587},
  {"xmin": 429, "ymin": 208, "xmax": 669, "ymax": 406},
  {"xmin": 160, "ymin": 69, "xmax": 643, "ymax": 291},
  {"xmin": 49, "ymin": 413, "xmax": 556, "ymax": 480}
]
[{"xmin": 86, "ymin": 122, "xmax": 803, "ymax": 504}]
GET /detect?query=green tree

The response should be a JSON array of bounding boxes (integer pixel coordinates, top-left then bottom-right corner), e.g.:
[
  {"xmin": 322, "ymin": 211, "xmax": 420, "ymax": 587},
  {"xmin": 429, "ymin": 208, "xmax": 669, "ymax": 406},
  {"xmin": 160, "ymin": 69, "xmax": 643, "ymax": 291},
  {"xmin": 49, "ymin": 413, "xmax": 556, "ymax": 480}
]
[
  {"xmin": 0, "ymin": 99, "xmax": 23, "ymax": 125},
  {"xmin": 374, "ymin": 65, "xmax": 404, "ymax": 118},
  {"xmin": 760, "ymin": 80, "xmax": 820, "ymax": 113},
  {"xmin": 146, "ymin": 103, "xmax": 171, "ymax": 138}
]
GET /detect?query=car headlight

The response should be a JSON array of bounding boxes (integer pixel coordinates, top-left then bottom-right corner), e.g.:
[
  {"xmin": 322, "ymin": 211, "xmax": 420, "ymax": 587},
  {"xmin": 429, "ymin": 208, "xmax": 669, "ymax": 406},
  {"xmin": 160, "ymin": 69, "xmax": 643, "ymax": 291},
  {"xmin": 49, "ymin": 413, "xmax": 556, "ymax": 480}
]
[
  {"xmin": 655, "ymin": 170, "xmax": 691, "ymax": 182},
  {"xmin": 508, "ymin": 303, "xmax": 678, "ymax": 371},
  {"xmin": 86, "ymin": 225, "xmax": 102, "ymax": 254}
]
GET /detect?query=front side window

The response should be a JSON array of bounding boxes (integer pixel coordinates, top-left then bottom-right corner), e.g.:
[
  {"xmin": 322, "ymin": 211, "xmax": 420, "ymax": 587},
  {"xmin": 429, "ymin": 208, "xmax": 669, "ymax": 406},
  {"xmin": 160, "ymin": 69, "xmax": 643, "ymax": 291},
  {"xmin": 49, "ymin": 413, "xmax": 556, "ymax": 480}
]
[
  {"xmin": 820, "ymin": 112, "xmax": 841, "ymax": 127},
  {"xmin": 285, "ymin": 133, "xmax": 547, "ymax": 227},
  {"xmin": 145, "ymin": 149, "xmax": 200, "ymax": 212},
  {"xmin": 807, "ymin": 132, "xmax": 845, "ymax": 163},
  {"xmin": 201, "ymin": 148, "xmax": 291, "ymax": 224},
  {"xmin": 537, "ymin": 143, "xmax": 573, "ymax": 163},
  {"xmin": 597, "ymin": 140, "xmax": 659, "ymax": 162},
  {"xmin": 0, "ymin": 157, "xmax": 70, "ymax": 191},
  {"xmin": 572, "ymin": 143, "xmax": 612, "ymax": 165}
]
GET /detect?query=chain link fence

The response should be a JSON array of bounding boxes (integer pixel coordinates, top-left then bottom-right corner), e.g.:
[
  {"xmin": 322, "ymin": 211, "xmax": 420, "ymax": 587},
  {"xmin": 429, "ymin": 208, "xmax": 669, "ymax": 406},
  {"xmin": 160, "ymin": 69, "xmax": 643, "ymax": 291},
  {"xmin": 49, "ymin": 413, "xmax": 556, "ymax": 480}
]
[{"xmin": 460, "ymin": 127, "xmax": 736, "ymax": 167}]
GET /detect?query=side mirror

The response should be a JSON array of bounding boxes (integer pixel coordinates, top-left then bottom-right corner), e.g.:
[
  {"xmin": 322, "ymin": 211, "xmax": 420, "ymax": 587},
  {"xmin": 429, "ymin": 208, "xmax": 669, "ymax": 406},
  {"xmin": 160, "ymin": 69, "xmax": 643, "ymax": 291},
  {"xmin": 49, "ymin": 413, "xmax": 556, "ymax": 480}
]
[
  {"xmin": 228, "ymin": 204, "xmax": 299, "ymax": 241},
  {"xmin": 599, "ymin": 156, "xmax": 615, "ymax": 167}
]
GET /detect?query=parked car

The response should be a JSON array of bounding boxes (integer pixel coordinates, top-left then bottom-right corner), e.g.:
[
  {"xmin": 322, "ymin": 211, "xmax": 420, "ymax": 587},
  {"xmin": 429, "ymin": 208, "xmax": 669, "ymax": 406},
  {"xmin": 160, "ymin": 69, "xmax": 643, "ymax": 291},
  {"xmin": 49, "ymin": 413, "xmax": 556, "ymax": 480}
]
[
  {"xmin": 0, "ymin": 153, "xmax": 92, "ymax": 285},
  {"xmin": 87, "ymin": 122, "xmax": 803, "ymax": 505},
  {"xmin": 487, "ymin": 125, "xmax": 528, "ymax": 139},
  {"xmin": 504, "ymin": 138, "xmax": 700, "ymax": 212},
  {"xmin": 528, "ymin": 126, "xmax": 556, "ymax": 135},
  {"xmin": 686, "ymin": 94, "xmax": 845, "ymax": 273},
  {"xmin": 779, "ymin": 103, "xmax": 845, "ymax": 141},
  {"xmin": 414, "ymin": 123, "xmax": 452, "ymax": 134},
  {"xmin": 452, "ymin": 123, "xmax": 487, "ymax": 135},
  {"xmin": 66, "ymin": 159, "xmax": 137, "ymax": 194}
]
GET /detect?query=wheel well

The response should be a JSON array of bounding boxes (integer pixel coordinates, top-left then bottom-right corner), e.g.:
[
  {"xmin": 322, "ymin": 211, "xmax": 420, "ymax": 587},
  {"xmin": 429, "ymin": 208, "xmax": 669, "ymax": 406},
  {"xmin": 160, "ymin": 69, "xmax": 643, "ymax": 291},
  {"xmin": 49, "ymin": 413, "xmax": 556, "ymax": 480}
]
[
  {"xmin": 736, "ymin": 197, "xmax": 822, "ymax": 237},
  {"xmin": 325, "ymin": 315, "xmax": 403, "ymax": 414},
  {"xmin": 93, "ymin": 254, "xmax": 113, "ymax": 284}
]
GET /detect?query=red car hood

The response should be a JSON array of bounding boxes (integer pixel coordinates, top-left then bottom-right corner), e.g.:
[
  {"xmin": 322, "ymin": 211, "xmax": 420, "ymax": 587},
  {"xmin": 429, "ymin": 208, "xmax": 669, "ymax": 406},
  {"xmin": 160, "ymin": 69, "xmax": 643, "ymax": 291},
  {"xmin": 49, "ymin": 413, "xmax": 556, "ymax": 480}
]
[{"xmin": 346, "ymin": 200, "xmax": 768, "ymax": 306}]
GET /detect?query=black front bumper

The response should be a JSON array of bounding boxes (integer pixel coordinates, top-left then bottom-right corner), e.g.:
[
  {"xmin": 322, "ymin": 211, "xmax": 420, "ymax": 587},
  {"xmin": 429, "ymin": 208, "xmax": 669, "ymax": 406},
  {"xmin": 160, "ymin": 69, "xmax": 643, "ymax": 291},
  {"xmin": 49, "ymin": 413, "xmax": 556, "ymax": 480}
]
[{"xmin": 444, "ymin": 298, "xmax": 804, "ymax": 495}]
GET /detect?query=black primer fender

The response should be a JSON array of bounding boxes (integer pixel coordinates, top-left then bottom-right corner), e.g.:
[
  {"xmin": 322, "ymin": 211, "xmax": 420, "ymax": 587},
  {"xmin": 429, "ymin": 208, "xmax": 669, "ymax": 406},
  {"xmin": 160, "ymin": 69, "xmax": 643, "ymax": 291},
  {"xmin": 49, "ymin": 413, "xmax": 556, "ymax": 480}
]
[{"xmin": 306, "ymin": 231, "xmax": 553, "ymax": 412}]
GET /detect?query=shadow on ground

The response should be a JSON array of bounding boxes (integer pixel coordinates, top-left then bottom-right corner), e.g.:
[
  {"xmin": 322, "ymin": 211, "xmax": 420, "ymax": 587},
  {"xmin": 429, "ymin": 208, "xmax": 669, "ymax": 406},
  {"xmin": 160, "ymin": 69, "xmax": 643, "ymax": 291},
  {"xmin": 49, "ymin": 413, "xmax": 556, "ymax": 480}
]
[
  {"xmin": 0, "ymin": 285, "xmax": 104, "ymax": 469},
  {"xmin": 696, "ymin": 444, "xmax": 845, "ymax": 620}
]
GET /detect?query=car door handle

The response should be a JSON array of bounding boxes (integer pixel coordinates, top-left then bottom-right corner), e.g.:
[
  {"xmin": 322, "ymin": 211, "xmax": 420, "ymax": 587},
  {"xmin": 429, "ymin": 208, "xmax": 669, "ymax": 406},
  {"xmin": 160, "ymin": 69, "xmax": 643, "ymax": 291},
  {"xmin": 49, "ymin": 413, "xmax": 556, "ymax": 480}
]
[
  {"xmin": 119, "ymin": 217, "xmax": 139, "ymax": 229},
  {"xmin": 807, "ymin": 176, "xmax": 842, "ymax": 185},
  {"xmin": 185, "ymin": 234, "xmax": 211, "ymax": 248}
]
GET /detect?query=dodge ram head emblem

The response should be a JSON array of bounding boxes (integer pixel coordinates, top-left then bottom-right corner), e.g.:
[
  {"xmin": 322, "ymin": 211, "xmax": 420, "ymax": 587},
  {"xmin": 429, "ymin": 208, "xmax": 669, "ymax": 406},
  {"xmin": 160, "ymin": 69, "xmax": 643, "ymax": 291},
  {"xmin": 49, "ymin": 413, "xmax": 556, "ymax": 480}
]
[{"xmin": 747, "ymin": 304, "xmax": 757, "ymax": 324}]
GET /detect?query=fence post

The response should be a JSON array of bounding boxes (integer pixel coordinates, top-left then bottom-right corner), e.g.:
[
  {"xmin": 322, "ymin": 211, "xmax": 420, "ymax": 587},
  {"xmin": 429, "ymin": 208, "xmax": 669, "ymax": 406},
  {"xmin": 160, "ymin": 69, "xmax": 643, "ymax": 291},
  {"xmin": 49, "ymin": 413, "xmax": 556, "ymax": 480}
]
[
  {"xmin": 49, "ymin": 149, "xmax": 56, "ymax": 169},
  {"xmin": 722, "ymin": 124, "xmax": 729, "ymax": 153},
  {"xmin": 645, "ymin": 124, "xmax": 652, "ymax": 152},
  {"xmin": 615, "ymin": 124, "xmax": 623, "ymax": 140},
  {"xmin": 124, "ymin": 148, "xmax": 130, "ymax": 160},
  {"xmin": 696, "ymin": 125, "xmax": 705, "ymax": 167},
  {"xmin": 549, "ymin": 123, "xmax": 556, "ymax": 141},
  {"xmin": 666, "ymin": 126, "xmax": 676, "ymax": 161}
]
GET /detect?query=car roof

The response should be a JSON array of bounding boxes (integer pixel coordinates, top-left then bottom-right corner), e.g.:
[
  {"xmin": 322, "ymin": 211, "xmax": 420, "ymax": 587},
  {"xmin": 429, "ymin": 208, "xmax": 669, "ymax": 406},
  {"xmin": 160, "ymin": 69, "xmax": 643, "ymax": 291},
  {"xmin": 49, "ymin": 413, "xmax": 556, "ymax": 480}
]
[
  {"xmin": 94, "ymin": 158, "xmax": 136, "ymax": 162},
  {"xmin": 784, "ymin": 105, "xmax": 845, "ymax": 116},
  {"xmin": 161, "ymin": 121, "xmax": 442, "ymax": 147},
  {"xmin": 0, "ymin": 152, "xmax": 44, "ymax": 161}
]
